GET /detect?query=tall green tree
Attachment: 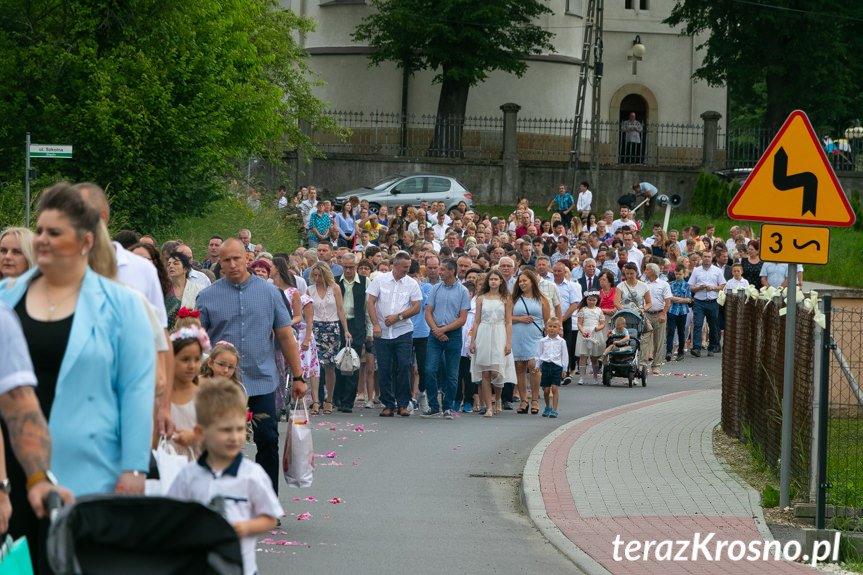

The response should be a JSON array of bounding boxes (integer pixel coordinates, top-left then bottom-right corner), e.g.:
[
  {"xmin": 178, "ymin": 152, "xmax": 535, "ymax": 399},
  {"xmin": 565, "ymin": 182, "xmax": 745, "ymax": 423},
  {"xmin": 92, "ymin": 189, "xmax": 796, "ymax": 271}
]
[
  {"xmin": 664, "ymin": 0, "xmax": 863, "ymax": 130},
  {"xmin": 0, "ymin": 0, "xmax": 342, "ymax": 231},
  {"xmin": 352, "ymin": 0, "xmax": 554, "ymax": 157}
]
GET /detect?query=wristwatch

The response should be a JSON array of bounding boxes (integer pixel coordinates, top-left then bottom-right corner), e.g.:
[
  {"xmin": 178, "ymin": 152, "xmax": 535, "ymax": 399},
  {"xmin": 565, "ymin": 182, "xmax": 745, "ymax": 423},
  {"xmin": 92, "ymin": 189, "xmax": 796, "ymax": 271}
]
[
  {"xmin": 293, "ymin": 375, "xmax": 306, "ymax": 383},
  {"xmin": 0, "ymin": 479, "xmax": 10, "ymax": 495},
  {"xmin": 398, "ymin": 313, "xmax": 404, "ymax": 321},
  {"xmin": 26, "ymin": 470, "xmax": 58, "ymax": 490}
]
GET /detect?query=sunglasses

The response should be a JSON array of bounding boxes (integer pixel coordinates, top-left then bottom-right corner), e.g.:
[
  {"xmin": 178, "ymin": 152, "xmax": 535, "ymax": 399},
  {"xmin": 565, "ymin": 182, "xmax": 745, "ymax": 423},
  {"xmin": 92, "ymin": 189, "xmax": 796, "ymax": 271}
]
[{"xmin": 212, "ymin": 360, "xmax": 236, "ymax": 372}]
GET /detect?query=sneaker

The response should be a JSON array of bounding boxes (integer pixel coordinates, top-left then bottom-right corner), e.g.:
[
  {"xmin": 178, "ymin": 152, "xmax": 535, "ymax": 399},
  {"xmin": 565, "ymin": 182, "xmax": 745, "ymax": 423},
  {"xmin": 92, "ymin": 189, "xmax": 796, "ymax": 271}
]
[
  {"xmin": 420, "ymin": 410, "xmax": 441, "ymax": 418},
  {"xmin": 502, "ymin": 401, "xmax": 513, "ymax": 411},
  {"xmin": 443, "ymin": 409, "xmax": 455, "ymax": 420},
  {"xmin": 407, "ymin": 399, "xmax": 417, "ymax": 414},
  {"xmin": 707, "ymin": 350, "xmax": 715, "ymax": 357},
  {"xmin": 690, "ymin": 349, "xmax": 701, "ymax": 358},
  {"xmin": 542, "ymin": 406, "xmax": 551, "ymax": 417},
  {"xmin": 364, "ymin": 401, "xmax": 374, "ymax": 409},
  {"xmin": 593, "ymin": 374, "xmax": 600, "ymax": 384},
  {"xmin": 562, "ymin": 375, "xmax": 572, "ymax": 386},
  {"xmin": 462, "ymin": 403, "xmax": 472, "ymax": 413},
  {"xmin": 676, "ymin": 353, "xmax": 685, "ymax": 362},
  {"xmin": 665, "ymin": 353, "xmax": 672, "ymax": 362},
  {"xmin": 418, "ymin": 392, "xmax": 429, "ymax": 413},
  {"xmin": 577, "ymin": 377, "xmax": 584, "ymax": 385},
  {"xmin": 574, "ymin": 367, "xmax": 580, "ymax": 375},
  {"xmin": 549, "ymin": 410, "xmax": 558, "ymax": 418}
]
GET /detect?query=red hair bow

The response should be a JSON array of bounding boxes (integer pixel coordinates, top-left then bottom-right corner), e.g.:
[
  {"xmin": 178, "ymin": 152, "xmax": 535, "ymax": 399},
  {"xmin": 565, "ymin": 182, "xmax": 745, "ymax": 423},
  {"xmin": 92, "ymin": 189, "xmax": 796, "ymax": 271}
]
[{"xmin": 177, "ymin": 307, "xmax": 200, "ymax": 318}]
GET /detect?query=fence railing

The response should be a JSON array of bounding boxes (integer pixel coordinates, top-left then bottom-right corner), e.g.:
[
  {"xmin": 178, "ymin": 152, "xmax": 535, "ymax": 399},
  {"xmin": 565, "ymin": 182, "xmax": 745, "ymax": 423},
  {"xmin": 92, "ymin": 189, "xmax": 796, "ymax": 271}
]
[
  {"xmin": 314, "ymin": 110, "xmax": 863, "ymax": 172},
  {"xmin": 827, "ymin": 306, "xmax": 863, "ymax": 510},
  {"xmin": 721, "ymin": 292, "xmax": 814, "ymax": 494},
  {"xmin": 312, "ymin": 111, "xmax": 504, "ymax": 161}
]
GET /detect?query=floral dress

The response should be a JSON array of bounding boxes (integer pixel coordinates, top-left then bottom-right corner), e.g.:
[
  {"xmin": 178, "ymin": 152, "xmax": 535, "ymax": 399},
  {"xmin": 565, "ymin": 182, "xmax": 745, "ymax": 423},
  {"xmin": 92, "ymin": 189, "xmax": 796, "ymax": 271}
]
[{"xmin": 287, "ymin": 287, "xmax": 320, "ymax": 378}]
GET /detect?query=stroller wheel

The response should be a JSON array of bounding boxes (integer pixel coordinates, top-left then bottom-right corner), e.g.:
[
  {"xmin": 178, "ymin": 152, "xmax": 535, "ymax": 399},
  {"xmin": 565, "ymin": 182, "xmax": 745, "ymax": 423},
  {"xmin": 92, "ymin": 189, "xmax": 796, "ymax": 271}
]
[
  {"xmin": 602, "ymin": 368, "xmax": 612, "ymax": 386},
  {"xmin": 642, "ymin": 368, "xmax": 648, "ymax": 387},
  {"xmin": 627, "ymin": 373, "xmax": 634, "ymax": 387}
]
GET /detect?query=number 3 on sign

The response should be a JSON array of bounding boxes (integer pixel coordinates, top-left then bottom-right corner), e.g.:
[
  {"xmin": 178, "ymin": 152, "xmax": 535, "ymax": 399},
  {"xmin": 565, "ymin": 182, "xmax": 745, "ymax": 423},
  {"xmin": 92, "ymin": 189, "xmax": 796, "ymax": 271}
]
[{"xmin": 759, "ymin": 224, "xmax": 830, "ymax": 265}]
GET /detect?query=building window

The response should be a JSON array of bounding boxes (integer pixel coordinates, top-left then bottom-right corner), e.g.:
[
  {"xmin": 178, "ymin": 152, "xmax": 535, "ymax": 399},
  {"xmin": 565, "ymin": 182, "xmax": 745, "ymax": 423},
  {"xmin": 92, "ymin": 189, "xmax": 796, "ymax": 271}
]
[
  {"xmin": 565, "ymin": 0, "xmax": 583, "ymax": 15},
  {"xmin": 625, "ymin": 0, "xmax": 648, "ymax": 9}
]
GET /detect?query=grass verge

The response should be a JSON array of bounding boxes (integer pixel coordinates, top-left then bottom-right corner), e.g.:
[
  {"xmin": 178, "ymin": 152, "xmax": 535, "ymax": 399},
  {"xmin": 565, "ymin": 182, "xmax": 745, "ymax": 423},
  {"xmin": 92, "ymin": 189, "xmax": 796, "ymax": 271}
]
[
  {"xmin": 158, "ymin": 198, "xmax": 302, "ymax": 259},
  {"xmin": 828, "ymin": 416, "xmax": 863, "ymax": 510}
]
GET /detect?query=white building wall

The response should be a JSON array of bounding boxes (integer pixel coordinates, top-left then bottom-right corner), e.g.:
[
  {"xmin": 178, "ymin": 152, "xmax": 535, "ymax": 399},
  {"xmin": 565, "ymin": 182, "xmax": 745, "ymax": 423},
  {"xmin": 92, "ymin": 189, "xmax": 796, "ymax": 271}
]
[{"xmin": 281, "ymin": 0, "xmax": 724, "ymax": 124}]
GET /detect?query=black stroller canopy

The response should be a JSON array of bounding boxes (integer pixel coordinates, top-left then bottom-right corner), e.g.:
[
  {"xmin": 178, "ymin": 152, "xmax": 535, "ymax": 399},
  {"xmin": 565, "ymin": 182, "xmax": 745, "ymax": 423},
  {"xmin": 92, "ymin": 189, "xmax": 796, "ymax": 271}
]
[{"xmin": 48, "ymin": 496, "xmax": 243, "ymax": 575}]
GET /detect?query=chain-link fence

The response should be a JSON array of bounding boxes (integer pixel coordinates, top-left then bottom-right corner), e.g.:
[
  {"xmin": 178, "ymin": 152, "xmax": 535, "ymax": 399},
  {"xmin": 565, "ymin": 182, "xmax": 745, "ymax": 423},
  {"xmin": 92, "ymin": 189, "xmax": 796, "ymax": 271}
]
[
  {"xmin": 722, "ymin": 292, "xmax": 814, "ymax": 493},
  {"xmin": 826, "ymin": 306, "xmax": 863, "ymax": 509}
]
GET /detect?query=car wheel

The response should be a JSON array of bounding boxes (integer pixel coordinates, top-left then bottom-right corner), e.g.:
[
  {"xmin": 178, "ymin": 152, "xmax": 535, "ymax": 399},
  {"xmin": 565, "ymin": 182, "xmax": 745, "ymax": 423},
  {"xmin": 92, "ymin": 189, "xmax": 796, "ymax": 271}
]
[{"xmin": 369, "ymin": 203, "xmax": 381, "ymax": 212}]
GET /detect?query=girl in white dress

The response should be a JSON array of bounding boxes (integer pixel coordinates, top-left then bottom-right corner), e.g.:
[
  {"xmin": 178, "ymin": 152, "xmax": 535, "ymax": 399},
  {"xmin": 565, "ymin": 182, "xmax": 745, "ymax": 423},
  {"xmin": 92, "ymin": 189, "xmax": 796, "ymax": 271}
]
[
  {"xmin": 470, "ymin": 270, "xmax": 516, "ymax": 417},
  {"xmin": 575, "ymin": 291, "xmax": 606, "ymax": 385}
]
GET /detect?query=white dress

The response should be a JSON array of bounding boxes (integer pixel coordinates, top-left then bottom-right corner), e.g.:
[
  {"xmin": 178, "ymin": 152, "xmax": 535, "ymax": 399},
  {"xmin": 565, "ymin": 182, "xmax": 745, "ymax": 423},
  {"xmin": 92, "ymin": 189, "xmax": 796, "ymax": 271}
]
[
  {"xmin": 169, "ymin": 398, "xmax": 198, "ymax": 462},
  {"xmin": 575, "ymin": 306, "xmax": 604, "ymax": 356},
  {"xmin": 470, "ymin": 297, "xmax": 517, "ymax": 387}
]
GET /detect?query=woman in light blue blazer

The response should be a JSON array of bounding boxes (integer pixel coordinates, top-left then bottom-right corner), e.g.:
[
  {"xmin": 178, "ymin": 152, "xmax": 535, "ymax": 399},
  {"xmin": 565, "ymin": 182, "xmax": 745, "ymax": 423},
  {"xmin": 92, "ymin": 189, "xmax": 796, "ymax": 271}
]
[{"xmin": 0, "ymin": 184, "xmax": 155, "ymax": 571}]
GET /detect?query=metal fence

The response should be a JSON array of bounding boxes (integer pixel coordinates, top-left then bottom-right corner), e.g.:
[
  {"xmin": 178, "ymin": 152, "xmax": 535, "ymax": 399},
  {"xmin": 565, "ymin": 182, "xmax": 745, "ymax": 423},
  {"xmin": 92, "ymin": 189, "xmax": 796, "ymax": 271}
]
[
  {"xmin": 721, "ymin": 292, "xmax": 814, "ymax": 493},
  {"xmin": 826, "ymin": 306, "xmax": 863, "ymax": 510},
  {"xmin": 314, "ymin": 110, "xmax": 863, "ymax": 172},
  {"xmin": 312, "ymin": 111, "xmax": 504, "ymax": 161}
]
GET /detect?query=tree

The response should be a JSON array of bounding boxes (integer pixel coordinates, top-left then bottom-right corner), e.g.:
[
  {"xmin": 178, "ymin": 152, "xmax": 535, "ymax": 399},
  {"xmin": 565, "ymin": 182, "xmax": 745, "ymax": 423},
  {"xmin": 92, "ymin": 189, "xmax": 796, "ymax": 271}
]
[
  {"xmin": 352, "ymin": 0, "xmax": 554, "ymax": 157},
  {"xmin": 0, "ymin": 0, "xmax": 342, "ymax": 231},
  {"xmin": 664, "ymin": 0, "xmax": 863, "ymax": 130}
]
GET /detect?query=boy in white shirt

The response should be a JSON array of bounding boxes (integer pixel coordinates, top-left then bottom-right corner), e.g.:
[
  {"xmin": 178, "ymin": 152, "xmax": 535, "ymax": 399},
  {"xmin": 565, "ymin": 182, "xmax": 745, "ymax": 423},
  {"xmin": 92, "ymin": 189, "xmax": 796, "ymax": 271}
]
[
  {"xmin": 533, "ymin": 317, "xmax": 569, "ymax": 419},
  {"xmin": 168, "ymin": 378, "xmax": 284, "ymax": 575},
  {"xmin": 724, "ymin": 262, "xmax": 749, "ymax": 291}
]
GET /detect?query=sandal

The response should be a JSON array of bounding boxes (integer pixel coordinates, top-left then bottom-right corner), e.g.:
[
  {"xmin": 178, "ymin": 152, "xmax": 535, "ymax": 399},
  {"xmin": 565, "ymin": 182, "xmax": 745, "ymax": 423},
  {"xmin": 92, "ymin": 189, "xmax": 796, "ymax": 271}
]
[
  {"xmin": 530, "ymin": 400, "xmax": 540, "ymax": 415},
  {"xmin": 310, "ymin": 402, "xmax": 321, "ymax": 416},
  {"xmin": 323, "ymin": 402, "xmax": 333, "ymax": 415},
  {"xmin": 517, "ymin": 401, "xmax": 529, "ymax": 414}
]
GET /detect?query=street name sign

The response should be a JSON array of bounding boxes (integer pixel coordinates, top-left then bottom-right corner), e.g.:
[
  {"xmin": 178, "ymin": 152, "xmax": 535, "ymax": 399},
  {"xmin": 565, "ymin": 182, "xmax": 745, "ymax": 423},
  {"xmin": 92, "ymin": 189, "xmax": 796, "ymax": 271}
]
[
  {"xmin": 727, "ymin": 110, "xmax": 855, "ymax": 227},
  {"xmin": 29, "ymin": 144, "xmax": 73, "ymax": 159}
]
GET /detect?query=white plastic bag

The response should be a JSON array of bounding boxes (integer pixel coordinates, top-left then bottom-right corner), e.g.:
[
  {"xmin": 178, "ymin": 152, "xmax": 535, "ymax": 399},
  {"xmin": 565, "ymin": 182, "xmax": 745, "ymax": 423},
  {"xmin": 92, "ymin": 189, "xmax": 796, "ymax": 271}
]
[
  {"xmin": 283, "ymin": 399, "xmax": 314, "ymax": 488},
  {"xmin": 145, "ymin": 437, "xmax": 191, "ymax": 496}
]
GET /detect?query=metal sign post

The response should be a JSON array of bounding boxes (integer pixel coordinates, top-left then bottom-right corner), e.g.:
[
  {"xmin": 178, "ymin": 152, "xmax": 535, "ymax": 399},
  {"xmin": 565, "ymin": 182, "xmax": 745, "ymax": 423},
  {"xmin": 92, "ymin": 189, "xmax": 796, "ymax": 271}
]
[
  {"xmin": 25, "ymin": 133, "xmax": 31, "ymax": 228},
  {"xmin": 779, "ymin": 263, "xmax": 796, "ymax": 509}
]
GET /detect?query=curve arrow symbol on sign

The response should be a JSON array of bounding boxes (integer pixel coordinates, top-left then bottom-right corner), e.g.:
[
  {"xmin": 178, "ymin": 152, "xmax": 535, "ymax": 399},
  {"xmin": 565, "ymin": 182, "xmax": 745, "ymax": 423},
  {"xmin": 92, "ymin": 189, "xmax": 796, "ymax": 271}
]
[{"xmin": 772, "ymin": 147, "xmax": 818, "ymax": 216}]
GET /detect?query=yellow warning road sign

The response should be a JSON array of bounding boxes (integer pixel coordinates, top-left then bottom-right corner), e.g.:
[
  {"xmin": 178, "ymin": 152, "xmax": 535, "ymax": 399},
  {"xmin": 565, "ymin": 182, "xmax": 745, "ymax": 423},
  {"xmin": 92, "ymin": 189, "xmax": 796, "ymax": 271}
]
[
  {"xmin": 760, "ymin": 224, "xmax": 830, "ymax": 265},
  {"xmin": 727, "ymin": 110, "xmax": 856, "ymax": 227}
]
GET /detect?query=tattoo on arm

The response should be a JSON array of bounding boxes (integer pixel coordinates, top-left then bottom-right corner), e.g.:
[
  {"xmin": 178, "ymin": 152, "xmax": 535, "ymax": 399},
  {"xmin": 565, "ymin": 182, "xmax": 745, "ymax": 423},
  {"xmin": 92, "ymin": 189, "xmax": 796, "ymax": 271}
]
[{"xmin": 0, "ymin": 387, "xmax": 52, "ymax": 477}]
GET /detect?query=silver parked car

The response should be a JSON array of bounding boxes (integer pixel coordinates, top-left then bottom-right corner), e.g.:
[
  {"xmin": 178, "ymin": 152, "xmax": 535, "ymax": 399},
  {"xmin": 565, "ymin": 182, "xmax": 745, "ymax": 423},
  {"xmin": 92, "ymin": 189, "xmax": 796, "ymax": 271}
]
[{"xmin": 334, "ymin": 173, "xmax": 474, "ymax": 213}]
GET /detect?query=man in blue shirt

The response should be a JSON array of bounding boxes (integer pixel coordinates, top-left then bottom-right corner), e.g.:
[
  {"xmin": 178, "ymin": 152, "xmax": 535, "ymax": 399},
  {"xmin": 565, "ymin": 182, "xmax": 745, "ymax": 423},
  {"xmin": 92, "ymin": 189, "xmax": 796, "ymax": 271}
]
[
  {"xmin": 197, "ymin": 239, "xmax": 305, "ymax": 492},
  {"xmin": 547, "ymin": 184, "xmax": 575, "ymax": 229},
  {"xmin": 421, "ymin": 258, "xmax": 470, "ymax": 419},
  {"xmin": 632, "ymin": 182, "xmax": 659, "ymax": 221}
]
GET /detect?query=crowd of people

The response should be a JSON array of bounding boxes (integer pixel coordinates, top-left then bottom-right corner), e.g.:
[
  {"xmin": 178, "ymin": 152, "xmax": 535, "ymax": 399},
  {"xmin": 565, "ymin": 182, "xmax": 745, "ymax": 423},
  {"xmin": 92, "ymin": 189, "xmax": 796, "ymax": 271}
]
[{"xmin": 0, "ymin": 179, "xmax": 802, "ymax": 573}]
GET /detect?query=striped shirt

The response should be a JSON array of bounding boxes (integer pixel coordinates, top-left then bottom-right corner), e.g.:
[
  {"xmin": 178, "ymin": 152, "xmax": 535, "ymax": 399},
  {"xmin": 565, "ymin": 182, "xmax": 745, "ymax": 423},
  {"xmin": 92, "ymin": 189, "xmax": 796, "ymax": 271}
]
[
  {"xmin": 668, "ymin": 279, "xmax": 691, "ymax": 317},
  {"xmin": 196, "ymin": 274, "xmax": 292, "ymax": 396}
]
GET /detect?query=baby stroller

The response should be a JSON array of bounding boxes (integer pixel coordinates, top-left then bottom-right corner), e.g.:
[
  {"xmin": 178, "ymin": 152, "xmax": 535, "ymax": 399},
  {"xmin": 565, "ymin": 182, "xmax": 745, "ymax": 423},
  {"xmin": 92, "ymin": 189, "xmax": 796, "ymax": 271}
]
[
  {"xmin": 601, "ymin": 310, "xmax": 648, "ymax": 388},
  {"xmin": 47, "ymin": 494, "xmax": 243, "ymax": 574}
]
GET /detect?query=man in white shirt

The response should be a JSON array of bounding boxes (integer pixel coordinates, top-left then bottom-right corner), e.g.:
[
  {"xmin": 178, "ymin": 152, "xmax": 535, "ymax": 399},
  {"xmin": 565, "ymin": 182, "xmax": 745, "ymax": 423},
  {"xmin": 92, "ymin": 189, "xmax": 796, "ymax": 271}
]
[
  {"xmin": 423, "ymin": 227, "xmax": 441, "ymax": 253},
  {"xmin": 299, "ymin": 187, "xmax": 318, "ymax": 230},
  {"xmin": 616, "ymin": 231, "xmax": 644, "ymax": 273},
  {"xmin": 688, "ymin": 251, "xmax": 726, "ymax": 357},
  {"xmin": 408, "ymin": 209, "xmax": 429, "ymax": 235},
  {"xmin": 576, "ymin": 181, "xmax": 592, "ymax": 220},
  {"xmin": 611, "ymin": 206, "xmax": 638, "ymax": 234},
  {"xmin": 535, "ymin": 257, "xmax": 562, "ymax": 319},
  {"xmin": 642, "ymin": 263, "xmax": 672, "ymax": 372},
  {"xmin": 366, "ymin": 251, "xmax": 423, "ymax": 417},
  {"xmin": 432, "ymin": 212, "xmax": 449, "ymax": 241},
  {"xmin": 498, "ymin": 257, "xmax": 517, "ymax": 291},
  {"xmin": 276, "ymin": 185, "xmax": 288, "ymax": 209},
  {"xmin": 176, "ymin": 245, "xmax": 211, "ymax": 288},
  {"xmin": 642, "ymin": 222, "xmax": 663, "ymax": 248},
  {"xmin": 725, "ymin": 226, "xmax": 750, "ymax": 254}
]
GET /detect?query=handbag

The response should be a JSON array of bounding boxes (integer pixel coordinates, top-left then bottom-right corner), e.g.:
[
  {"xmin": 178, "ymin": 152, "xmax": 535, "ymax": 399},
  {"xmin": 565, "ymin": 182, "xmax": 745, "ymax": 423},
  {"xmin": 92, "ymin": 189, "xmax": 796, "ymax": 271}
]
[
  {"xmin": 283, "ymin": 399, "xmax": 314, "ymax": 488},
  {"xmin": 0, "ymin": 535, "xmax": 32, "ymax": 575},
  {"xmin": 334, "ymin": 344, "xmax": 360, "ymax": 376},
  {"xmin": 145, "ymin": 437, "xmax": 192, "ymax": 496},
  {"xmin": 519, "ymin": 297, "xmax": 545, "ymax": 336}
]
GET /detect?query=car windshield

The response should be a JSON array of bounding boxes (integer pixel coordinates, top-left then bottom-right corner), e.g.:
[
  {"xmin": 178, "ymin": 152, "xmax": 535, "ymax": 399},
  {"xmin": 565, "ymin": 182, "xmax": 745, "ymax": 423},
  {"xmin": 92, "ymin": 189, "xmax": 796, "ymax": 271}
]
[{"xmin": 367, "ymin": 175, "xmax": 402, "ymax": 190}]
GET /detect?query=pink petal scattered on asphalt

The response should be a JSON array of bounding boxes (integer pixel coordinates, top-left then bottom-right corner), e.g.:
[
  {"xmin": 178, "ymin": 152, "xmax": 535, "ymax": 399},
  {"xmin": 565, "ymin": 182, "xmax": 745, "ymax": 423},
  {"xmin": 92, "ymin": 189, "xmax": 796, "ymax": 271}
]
[
  {"xmin": 325, "ymin": 462, "xmax": 343, "ymax": 466},
  {"xmin": 353, "ymin": 426, "xmax": 364, "ymax": 432},
  {"xmin": 306, "ymin": 497, "xmax": 318, "ymax": 502},
  {"xmin": 352, "ymin": 461, "xmax": 358, "ymax": 465},
  {"xmin": 338, "ymin": 436, "xmax": 348, "ymax": 439},
  {"xmin": 297, "ymin": 512, "xmax": 312, "ymax": 520},
  {"xmin": 325, "ymin": 451, "xmax": 337, "ymax": 458},
  {"xmin": 330, "ymin": 426, "xmax": 337, "ymax": 430},
  {"xmin": 328, "ymin": 497, "xmax": 341, "ymax": 504}
]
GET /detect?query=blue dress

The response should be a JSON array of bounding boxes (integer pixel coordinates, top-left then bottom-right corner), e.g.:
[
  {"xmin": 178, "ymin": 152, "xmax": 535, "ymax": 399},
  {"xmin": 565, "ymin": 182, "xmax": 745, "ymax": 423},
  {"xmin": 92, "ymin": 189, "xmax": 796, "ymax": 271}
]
[{"xmin": 512, "ymin": 295, "xmax": 545, "ymax": 361}]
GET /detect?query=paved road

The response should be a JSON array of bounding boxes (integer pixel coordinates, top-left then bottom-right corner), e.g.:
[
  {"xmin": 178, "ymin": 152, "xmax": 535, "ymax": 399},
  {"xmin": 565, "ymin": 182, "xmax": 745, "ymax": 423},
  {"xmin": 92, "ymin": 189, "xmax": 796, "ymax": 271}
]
[{"xmin": 256, "ymin": 356, "xmax": 722, "ymax": 574}]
